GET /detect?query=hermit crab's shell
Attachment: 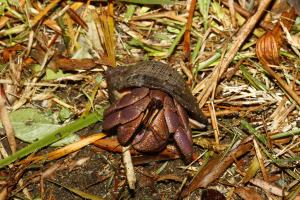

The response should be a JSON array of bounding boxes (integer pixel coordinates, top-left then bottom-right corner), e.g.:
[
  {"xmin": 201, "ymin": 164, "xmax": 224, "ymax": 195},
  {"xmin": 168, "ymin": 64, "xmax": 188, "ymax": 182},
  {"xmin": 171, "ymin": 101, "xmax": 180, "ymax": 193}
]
[{"xmin": 106, "ymin": 61, "xmax": 207, "ymax": 125}]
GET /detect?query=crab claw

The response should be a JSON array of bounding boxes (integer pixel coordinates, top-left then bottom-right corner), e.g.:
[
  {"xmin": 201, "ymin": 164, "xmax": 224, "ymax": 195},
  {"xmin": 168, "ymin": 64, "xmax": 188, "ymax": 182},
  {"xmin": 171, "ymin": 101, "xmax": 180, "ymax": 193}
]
[
  {"xmin": 104, "ymin": 87, "xmax": 149, "ymax": 117},
  {"xmin": 132, "ymin": 129, "xmax": 168, "ymax": 152},
  {"xmin": 132, "ymin": 109, "xmax": 169, "ymax": 152},
  {"xmin": 117, "ymin": 113, "xmax": 144, "ymax": 145},
  {"xmin": 102, "ymin": 95, "xmax": 151, "ymax": 130}
]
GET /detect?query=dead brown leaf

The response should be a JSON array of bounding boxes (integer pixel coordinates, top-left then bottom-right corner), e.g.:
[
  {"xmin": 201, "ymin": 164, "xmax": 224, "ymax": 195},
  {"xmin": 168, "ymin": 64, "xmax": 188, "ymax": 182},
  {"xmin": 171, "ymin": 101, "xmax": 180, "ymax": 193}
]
[
  {"xmin": 92, "ymin": 137, "xmax": 180, "ymax": 163},
  {"xmin": 180, "ymin": 138, "xmax": 253, "ymax": 198},
  {"xmin": 256, "ymin": 7, "xmax": 296, "ymax": 65},
  {"xmin": 234, "ymin": 187, "xmax": 264, "ymax": 200}
]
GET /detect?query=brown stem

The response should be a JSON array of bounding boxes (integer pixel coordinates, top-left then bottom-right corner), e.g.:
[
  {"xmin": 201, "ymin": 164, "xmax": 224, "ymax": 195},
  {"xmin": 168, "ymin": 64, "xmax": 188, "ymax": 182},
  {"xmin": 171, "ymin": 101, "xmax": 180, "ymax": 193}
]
[
  {"xmin": 184, "ymin": 0, "xmax": 197, "ymax": 63},
  {"xmin": 0, "ymin": 93, "xmax": 16, "ymax": 153},
  {"xmin": 263, "ymin": 63, "xmax": 300, "ymax": 106}
]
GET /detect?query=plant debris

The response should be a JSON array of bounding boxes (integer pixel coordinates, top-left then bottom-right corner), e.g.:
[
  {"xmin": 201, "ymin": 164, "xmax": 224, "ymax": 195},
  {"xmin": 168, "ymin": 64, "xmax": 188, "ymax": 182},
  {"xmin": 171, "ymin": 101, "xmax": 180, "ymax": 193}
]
[{"xmin": 0, "ymin": 0, "xmax": 299, "ymax": 199}]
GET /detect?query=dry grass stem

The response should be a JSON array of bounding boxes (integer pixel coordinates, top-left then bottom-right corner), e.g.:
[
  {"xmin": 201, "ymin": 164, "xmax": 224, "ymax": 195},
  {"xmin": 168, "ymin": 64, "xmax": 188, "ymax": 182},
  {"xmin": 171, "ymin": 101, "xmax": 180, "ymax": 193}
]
[
  {"xmin": 0, "ymin": 0, "xmax": 299, "ymax": 199},
  {"xmin": 122, "ymin": 146, "xmax": 136, "ymax": 190},
  {"xmin": 208, "ymin": 102, "xmax": 220, "ymax": 144},
  {"xmin": 0, "ymin": 96, "xmax": 16, "ymax": 153},
  {"xmin": 197, "ymin": 0, "xmax": 274, "ymax": 108},
  {"xmin": 253, "ymin": 139, "xmax": 269, "ymax": 182}
]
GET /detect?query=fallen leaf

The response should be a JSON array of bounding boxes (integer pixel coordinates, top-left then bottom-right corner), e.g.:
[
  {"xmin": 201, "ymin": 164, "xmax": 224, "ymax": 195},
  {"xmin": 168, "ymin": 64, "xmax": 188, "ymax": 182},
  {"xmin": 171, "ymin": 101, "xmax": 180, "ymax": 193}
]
[
  {"xmin": 93, "ymin": 137, "xmax": 180, "ymax": 163},
  {"xmin": 156, "ymin": 174, "xmax": 182, "ymax": 182},
  {"xmin": 256, "ymin": 8, "xmax": 296, "ymax": 65},
  {"xmin": 241, "ymin": 156, "xmax": 260, "ymax": 184},
  {"xmin": 48, "ymin": 180, "xmax": 104, "ymax": 200},
  {"xmin": 234, "ymin": 187, "xmax": 264, "ymax": 200},
  {"xmin": 180, "ymin": 138, "xmax": 253, "ymax": 197}
]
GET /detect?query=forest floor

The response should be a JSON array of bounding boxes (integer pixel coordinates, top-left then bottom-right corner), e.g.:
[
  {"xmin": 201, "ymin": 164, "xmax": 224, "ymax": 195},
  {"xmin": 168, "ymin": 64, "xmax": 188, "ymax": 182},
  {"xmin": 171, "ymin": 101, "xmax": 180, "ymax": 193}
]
[{"xmin": 0, "ymin": 0, "xmax": 300, "ymax": 199}]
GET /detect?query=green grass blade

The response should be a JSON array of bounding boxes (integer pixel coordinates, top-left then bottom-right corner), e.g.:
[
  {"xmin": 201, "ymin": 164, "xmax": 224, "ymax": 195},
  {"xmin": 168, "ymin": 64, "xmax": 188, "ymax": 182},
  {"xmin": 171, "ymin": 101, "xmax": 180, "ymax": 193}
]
[
  {"xmin": 124, "ymin": 4, "xmax": 136, "ymax": 22},
  {"xmin": 241, "ymin": 120, "xmax": 267, "ymax": 145},
  {"xmin": 240, "ymin": 65, "xmax": 267, "ymax": 91},
  {"xmin": 193, "ymin": 51, "xmax": 221, "ymax": 73},
  {"xmin": 270, "ymin": 128, "xmax": 300, "ymax": 139},
  {"xmin": 191, "ymin": 37, "xmax": 202, "ymax": 63},
  {"xmin": 198, "ymin": 0, "xmax": 211, "ymax": 30},
  {"xmin": 166, "ymin": 26, "xmax": 186, "ymax": 57},
  {"xmin": 48, "ymin": 180, "xmax": 104, "ymax": 200}
]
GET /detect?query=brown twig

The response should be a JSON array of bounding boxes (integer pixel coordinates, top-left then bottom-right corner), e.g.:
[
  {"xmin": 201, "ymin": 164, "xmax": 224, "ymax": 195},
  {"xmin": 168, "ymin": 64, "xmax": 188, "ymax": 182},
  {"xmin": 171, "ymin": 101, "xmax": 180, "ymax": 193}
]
[
  {"xmin": 208, "ymin": 103, "xmax": 220, "ymax": 144},
  {"xmin": 262, "ymin": 63, "xmax": 300, "ymax": 106},
  {"xmin": 253, "ymin": 140, "xmax": 269, "ymax": 182},
  {"xmin": 222, "ymin": 58, "xmax": 244, "ymax": 81},
  {"xmin": 61, "ymin": 2, "xmax": 88, "ymax": 31},
  {"xmin": 183, "ymin": 0, "xmax": 196, "ymax": 62},
  {"xmin": 0, "ymin": 92, "xmax": 16, "ymax": 153},
  {"xmin": 228, "ymin": 0, "xmax": 237, "ymax": 28}
]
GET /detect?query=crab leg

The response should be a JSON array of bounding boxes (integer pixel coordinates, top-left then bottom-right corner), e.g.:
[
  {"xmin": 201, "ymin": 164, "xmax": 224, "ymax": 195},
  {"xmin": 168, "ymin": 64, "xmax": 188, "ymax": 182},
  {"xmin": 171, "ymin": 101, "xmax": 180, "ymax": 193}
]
[
  {"xmin": 174, "ymin": 127, "xmax": 193, "ymax": 163},
  {"xmin": 163, "ymin": 95, "xmax": 180, "ymax": 133},
  {"xmin": 174, "ymin": 99, "xmax": 193, "ymax": 143}
]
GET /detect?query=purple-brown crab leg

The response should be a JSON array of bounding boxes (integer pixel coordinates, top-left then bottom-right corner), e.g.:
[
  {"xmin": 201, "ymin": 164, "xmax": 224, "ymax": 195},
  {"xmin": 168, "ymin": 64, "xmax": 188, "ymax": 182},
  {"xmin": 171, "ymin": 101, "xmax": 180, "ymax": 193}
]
[
  {"xmin": 174, "ymin": 99, "xmax": 193, "ymax": 143},
  {"xmin": 163, "ymin": 95, "xmax": 180, "ymax": 133},
  {"xmin": 174, "ymin": 127, "xmax": 193, "ymax": 163},
  {"xmin": 164, "ymin": 97, "xmax": 193, "ymax": 162}
]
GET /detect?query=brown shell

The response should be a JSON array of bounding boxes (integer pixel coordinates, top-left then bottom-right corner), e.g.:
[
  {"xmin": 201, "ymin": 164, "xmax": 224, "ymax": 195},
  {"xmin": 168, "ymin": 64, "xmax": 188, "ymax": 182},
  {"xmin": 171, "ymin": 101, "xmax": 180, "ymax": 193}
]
[{"xmin": 106, "ymin": 61, "xmax": 207, "ymax": 125}]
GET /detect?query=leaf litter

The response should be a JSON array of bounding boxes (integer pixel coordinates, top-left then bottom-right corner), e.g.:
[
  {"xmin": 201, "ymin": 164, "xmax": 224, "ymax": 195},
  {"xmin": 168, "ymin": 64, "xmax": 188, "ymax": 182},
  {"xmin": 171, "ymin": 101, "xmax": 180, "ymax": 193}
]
[{"xmin": 0, "ymin": 0, "xmax": 299, "ymax": 199}]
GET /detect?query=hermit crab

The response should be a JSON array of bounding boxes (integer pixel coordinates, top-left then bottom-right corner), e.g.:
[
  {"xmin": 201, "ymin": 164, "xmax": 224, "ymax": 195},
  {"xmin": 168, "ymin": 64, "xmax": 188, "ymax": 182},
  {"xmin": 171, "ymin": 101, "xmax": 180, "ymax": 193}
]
[{"xmin": 102, "ymin": 61, "xmax": 207, "ymax": 163}]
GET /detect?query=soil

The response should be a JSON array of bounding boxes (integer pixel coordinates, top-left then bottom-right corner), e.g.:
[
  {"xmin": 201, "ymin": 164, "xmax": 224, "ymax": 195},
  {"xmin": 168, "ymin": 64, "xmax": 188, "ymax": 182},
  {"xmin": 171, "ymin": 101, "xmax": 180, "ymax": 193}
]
[{"xmin": 19, "ymin": 124, "xmax": 204, "ymax": 200}]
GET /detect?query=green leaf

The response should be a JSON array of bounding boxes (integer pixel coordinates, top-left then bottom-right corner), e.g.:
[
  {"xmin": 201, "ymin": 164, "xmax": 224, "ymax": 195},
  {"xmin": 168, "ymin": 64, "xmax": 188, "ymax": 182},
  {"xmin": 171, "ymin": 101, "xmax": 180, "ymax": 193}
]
[
  {"xmin": 44, "ymin": 68, "xmax": 72, "ymax": 80},
  {"xmin": 124, "ymin": 4, "xmax": 136, "ymax": 22},
  {"xmin": 52, "ymin": 134, "xmax": 80, "ymax": 146},
  {"xmin": 7, "ymin": 108, "xmax": 59, "ymax": 142},
  {"xmin": 59, "ymin": 107, "xmax": 72, "ymax": 121},
  {"xmin": 5, "ymin": 108, "xmax": 78, "ymax": 146},
  {"xmin": 0, "ymin": 110, "xmax": 103, "ymax": 168},
  {"xmin": 32, "ymin": 65, "xmax": 72, "ymax": 80}
]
